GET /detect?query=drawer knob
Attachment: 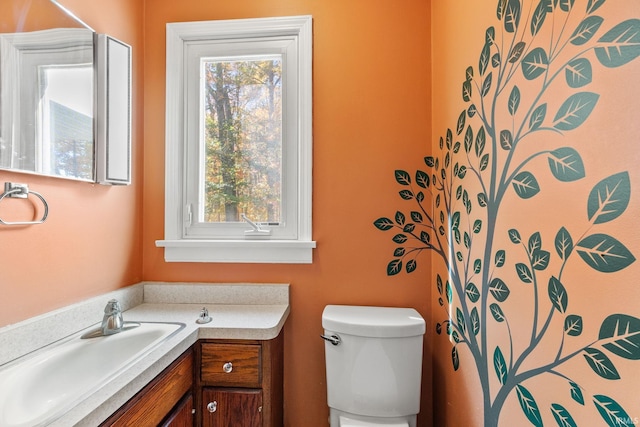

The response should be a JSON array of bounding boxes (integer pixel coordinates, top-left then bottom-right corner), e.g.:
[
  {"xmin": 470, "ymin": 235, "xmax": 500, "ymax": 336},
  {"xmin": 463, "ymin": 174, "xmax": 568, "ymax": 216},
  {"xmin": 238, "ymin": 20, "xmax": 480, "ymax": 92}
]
[
  {"xmin": 207, "ymin": 401, "xmax": 217, "ymax": 413},
  {"xmin": 223, "ymin": 362, "xmax": 233, "ymax": 373}
]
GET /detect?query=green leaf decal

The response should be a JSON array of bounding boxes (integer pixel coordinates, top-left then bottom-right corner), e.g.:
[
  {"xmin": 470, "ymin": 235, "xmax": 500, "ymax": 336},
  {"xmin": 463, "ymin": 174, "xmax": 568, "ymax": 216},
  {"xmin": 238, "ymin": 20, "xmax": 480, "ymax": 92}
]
[
  {"xmin": 486, "ymin": 26, "xmax": 496, "ymax": 45},
  {"xmin": 490, "ymin": 278, "xmax": 510, "ymax": 302},
  {"xmin": 577, "ymin": 234, "xmax": 636, "ymax": 272},
  {"xmin": 599, "ymin": 314, "xmax": 640, "ymax": 360},
  {"xmin": 529, "ymin": 103, "xmax": 547, "ymax": 131},
  {"xmin": 509, "ymin": 228, "xmax": 522, "ymax": 244},
  {"xmin": 474, "ymin": 259, "xmax": 482, "ymax": 273},
  {"xmin": 504, "ymin": 0, "xmax": 522, "ymax": 33},
  {"xmin": 509, "ymin": 86, "xmax": 521, "ymax": 115},
  {"xmin": 529, "ymin": 232, "xmax": 542, "ymax": 252},
  {"xmin": 410, "ymin": 211, "xmax": 423, "ymax": 223},
  {"xmin": 500, "ymin": 130, "xmax": 513, "ymax": 150},
  {"xmin": 548, "ymin": 276, "xmax": 568, "ymax": 313},
  {"xmin": 392, "ymin": 234, "xmax": 407, "ymax": 244},
  {"xmin": 393, "ymin": 248, "xmax": 405, "ymax": 257},
  {"xmin": 516, "ymin": 385, "xmax": 543, "ymax": 427},
  {"xmin": 452, "ymin": 346, "xmax": 460, "ymax": 371},
  {"xmin": 497, "ymin": 0, "xmax": 508, "ymax": 19},
  {"xmin": 387, "ymin": 260, "xmax": 402, "ymax": 276},
  {"xmin": 473, "ymin": 220, "xmax": 482, "ymax": 233},
  {"xmin": 516, "ymin": 263, "xmax": 533, "ymax": 283},
  {"xmin": 509, "ymin": 41, "xmax": 527, "ymax": 63},
  {"xmin": 481, "ymin": 72, "xmax": 493, "ymax": 96},
  {"xmin": 548, "ymin": 147, "xmax": 585, "ymax": 182},
  {"xmin": 456, "ymin": 111, "xmax": 466, "ymax": 136},
  {"xmin": 395, "ymin": 211, "xmax": 405, "ymax": 225},
  {"xmin": 456, "ymin": 308, "xmax": 466, "ymax": 334},
  {"xmin": 532, "ymin": 249, "xmax": 550, "ymax": 270},
  {"xmin": 399, "ymin": 190, "xmax": 414, "ymax": 200},
  {"xmin": 475, "ymin": 126, "xmax": 486, "ymax": 157},
  {"xmin": 405, "ymin": 259, "xmax": 417, "ymax": 273},
  {"xmin": 587, "ymin": 0, "xmax": 606, "ymax": 14},
  {"xmin": 513, "ymin": 171, "xmax": 540, "ymax": 199},
  {"xmin": 395, "ymin": 170, "xmax": 411, "ymax": 185},
  {"xmin": 553, "ymin": 92, "xmax": 599, "ymax": 131},
  {"xmin": 494, "ymin": 346, "xmax": 508, "ymax": 385},
  {"xmin": 569, "ymin": 381, "xmax": 584, "ymax": 405},
  {"xmin": 593, "ymin": 395, "xmax": 635, "ymax": 427},
  {"xmin": 437, "ymin": 274, "xmax": 443, "ymax": 295},
  {"xmin": 373, "ymin": 217, "xmax": 394, "ymax": 231},
  {"xmin": 565, "ymin": 58, "xmax": 592, "ymax": 88},
  {"xmin": 480, "ymin": 43, "xmax": 491, "ymax": 75},
  {"xmin": 465, "ymin": 282, "xmax": 480, "ymax": 303},
  {"xmin": 415, "ymin": 170, "xmax": 430, "ymax": 188},
  {"xmin": 463, "ymin": 80, "xmax": 472, "ymax": 102},
  {"xmin": 490, "ymin": 303, "xmax": 506, "ymax": 322},
  {"xmin": 583, "ymin": 348, "xmax": 620, "ymax": 379},
  {"xmin": 471, "ymin": 307, "xmax": 480, "ymax": 336},
  {"xmin": 558, "ymin": 0, "xmax": 574, "ymax": 12},
  {"xmin": 551, "ymin": 403, "xmax": 577, "ymax": 427},
  {"xmin": 522, "ymin": 47, "xmax": 549, "ymax": 80},
  {"xmin": 446, "ymin": 281, "xmax": 453, "ymax": 304},
  {"xmin": 555, "ymin": 227, "xmax": 574, "ymax": 260},
  {"xmin": 570, "ymin": 16, "xmax": 604, "ymax": 45},
  {"xmin": 495, "ymin": 250, "xmax": 506, "ymax": 267},
  {"xmin": 587, "ymin": 172, "xmax": 631, "ymax": 224},
  {"xmin": 530, "ymin": 2, "xmax": 548, "ymax": 36},
  {"xmin": 564, "ymin": 314, "xmax": 583, "ymax": 336},
  {"xmin": 424, "ymin": 156, "xmax": 435, "ymax": 167},
  {"xmin": 478, "ymin": 192, "xmax": 488, "ymax": 207},
  {"xmin": 596, "ymin": 19, "xmax": 640, "ymax": 68}
]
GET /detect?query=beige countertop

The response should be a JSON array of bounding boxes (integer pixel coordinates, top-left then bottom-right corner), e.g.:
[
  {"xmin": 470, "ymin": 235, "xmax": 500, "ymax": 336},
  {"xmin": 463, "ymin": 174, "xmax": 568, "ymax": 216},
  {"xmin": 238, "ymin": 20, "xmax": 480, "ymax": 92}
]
[{"xmin": 0, "ymin": 282, "xmax": 289, "ymax": 427}]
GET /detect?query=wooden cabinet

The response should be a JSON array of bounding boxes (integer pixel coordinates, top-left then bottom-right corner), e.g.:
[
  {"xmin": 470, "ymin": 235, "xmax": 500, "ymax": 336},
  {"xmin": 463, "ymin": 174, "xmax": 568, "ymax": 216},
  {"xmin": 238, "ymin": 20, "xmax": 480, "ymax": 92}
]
[
  {"xmin": 102, "ymin": 331, "xmax": 283, "ymax": 427},
  {"xmin": 197, "ymin": 333, "xmax": 283, "ymax": 427},
  {"xmin": 100, "ymin": 349, "xmax": 194, "ymax": 427},
  {"xmin": 161, "ymin": 392, "xmax": 194, "ymax": 427},
  {"xmin": 201, "ymin": 388, "xmax": 262, "ymax": 427}
]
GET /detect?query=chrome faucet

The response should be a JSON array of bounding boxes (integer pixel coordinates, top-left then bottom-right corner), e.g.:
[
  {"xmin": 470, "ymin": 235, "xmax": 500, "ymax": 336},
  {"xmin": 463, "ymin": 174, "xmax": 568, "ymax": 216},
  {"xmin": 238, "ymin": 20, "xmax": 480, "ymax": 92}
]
[
  {"xmin": 101, "ymin": 299, "xmax": 124, "ymax": 335},
  {"xmin": 81, "ymin": 298, "xmax": 140, "ymax": 339}
]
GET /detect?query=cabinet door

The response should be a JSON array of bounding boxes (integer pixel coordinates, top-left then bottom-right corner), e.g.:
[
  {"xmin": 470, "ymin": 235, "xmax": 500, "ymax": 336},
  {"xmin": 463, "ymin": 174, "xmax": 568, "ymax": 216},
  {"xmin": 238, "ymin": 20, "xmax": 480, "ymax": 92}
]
[
  {"xmin": 161, "ymin": 392, "xmax": 193, "ymax": 427},
  {"xmin": 202, "ymin": 388, "xmax": 262, "ymax": 427}
]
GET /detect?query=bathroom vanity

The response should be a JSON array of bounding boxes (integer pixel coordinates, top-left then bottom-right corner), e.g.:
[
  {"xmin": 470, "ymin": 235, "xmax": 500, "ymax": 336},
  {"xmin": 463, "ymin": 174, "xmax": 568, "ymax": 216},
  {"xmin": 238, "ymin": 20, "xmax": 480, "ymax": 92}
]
[
  {"xmin": 0, "ymin": 283, "xmax": 289, "ymax": 427},
  {"xmin": 101, "ymin": 335, "xmax": 284, "ymax": 427}
]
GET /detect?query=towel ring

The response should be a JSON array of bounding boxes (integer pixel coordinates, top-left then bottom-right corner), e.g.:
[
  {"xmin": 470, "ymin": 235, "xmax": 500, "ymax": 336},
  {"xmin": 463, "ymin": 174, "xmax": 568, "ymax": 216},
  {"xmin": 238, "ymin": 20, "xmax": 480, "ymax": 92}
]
[{"xmin": 0, "ymin": 182, "xmax": 49, "ymax": 226}]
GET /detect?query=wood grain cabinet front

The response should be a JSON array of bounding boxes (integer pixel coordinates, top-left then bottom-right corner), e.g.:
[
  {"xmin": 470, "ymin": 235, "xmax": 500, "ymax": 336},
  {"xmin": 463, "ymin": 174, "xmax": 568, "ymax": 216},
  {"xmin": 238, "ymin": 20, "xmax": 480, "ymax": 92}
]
[
  {"xmin": 101, "ymin": 349, "xmax": 194, "ymax": 427},
  {"xmin": 196, "ymin": 333, "xmax": 283, "ymax": 427}
]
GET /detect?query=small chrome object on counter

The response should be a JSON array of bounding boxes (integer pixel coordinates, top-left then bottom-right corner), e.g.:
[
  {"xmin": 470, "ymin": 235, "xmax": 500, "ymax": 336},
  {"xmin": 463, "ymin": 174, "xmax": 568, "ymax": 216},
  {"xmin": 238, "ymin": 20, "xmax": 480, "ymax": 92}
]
[{"xmin": 196, "ymin": 307, "xmax": 212, "ymax": 324}]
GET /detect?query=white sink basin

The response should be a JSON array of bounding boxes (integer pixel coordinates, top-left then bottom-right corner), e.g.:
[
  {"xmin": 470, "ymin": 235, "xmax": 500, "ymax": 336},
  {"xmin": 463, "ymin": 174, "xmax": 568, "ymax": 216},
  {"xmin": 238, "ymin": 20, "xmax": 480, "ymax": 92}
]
[{"xmin": 0, "ymin": 321, "xmax": 185, "ymax": 427}]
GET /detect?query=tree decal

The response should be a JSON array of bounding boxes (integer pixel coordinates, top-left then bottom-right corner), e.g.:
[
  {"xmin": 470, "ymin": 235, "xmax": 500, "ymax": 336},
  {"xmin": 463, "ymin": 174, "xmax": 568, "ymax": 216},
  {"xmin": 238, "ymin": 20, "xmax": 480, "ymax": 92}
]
[{"xmin": 374, "ymin": 1, "xmax": 640, "ymax": 426}]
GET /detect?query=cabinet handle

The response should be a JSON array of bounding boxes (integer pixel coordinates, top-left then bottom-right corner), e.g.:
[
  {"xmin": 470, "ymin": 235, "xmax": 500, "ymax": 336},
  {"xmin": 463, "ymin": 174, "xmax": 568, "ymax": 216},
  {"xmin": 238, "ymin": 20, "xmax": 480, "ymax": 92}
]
[
  {"xmin": 223, "ymin": 362, "xmax": 233, "ymax": 373},
  {"xmin": 207, "ymin": 401, "xmax": 217, "ymax": 413}
]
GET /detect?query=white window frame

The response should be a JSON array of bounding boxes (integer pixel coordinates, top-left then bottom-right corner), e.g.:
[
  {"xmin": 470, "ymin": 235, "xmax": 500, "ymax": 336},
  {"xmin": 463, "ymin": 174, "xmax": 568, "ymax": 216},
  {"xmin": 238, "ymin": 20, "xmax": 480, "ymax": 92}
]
[{"xmin": 156, "ymin": 16, "xmax": 315, "ymax": 263}]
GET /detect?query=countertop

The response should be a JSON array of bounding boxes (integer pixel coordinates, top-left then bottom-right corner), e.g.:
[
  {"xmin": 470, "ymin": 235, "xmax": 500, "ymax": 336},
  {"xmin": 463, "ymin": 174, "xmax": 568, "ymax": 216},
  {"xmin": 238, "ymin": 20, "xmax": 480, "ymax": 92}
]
[{"xmin": 0, "ymin": 282, "xmax": 289, "ymax": 427}]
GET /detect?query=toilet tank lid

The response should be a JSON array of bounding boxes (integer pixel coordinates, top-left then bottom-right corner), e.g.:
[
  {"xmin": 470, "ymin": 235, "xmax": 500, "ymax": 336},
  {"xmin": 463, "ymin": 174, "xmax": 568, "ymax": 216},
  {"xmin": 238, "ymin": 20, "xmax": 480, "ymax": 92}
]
[{"xmin": 322, "ymin": 305, "xmax": 425, "ymax": 338}]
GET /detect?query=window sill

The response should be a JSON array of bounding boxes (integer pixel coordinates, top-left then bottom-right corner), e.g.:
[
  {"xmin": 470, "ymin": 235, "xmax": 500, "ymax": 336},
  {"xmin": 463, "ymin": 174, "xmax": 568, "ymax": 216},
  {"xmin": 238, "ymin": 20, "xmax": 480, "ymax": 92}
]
[{"xmin": 155, "ymin": 239, "xmax": 316, "ymax": 263}]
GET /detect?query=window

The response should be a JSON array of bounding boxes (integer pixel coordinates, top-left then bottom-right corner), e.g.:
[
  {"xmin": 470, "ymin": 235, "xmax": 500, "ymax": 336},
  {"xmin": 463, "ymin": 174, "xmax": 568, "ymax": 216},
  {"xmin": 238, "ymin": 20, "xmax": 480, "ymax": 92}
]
[{"xmin": 157, "ymin": 16, "xmax": 314, "ymax": 263}]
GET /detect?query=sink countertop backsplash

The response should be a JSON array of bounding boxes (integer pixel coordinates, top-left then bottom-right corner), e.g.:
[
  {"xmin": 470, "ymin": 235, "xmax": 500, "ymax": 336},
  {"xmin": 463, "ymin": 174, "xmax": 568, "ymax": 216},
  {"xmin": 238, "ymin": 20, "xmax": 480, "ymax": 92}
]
[{"xmin": 0, "ymin": 282, "xmax": 290, "ymax": 427}]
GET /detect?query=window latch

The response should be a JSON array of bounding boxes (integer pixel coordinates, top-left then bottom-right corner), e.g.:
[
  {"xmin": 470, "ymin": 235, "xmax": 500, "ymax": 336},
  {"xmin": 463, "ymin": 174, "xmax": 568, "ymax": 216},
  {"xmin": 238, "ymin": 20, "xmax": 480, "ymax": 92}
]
[{"xmin": 241, "ymin": 213, "xmax": 271, "ymax": 238}]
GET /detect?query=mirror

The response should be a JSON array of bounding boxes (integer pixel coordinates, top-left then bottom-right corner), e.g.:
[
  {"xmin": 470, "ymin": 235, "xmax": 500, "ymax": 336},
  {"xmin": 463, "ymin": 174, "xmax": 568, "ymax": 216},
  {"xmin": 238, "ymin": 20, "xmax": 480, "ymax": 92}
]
[{"xmin": 0, "ymin": 0, "xmax": 95, "ymax": 181}]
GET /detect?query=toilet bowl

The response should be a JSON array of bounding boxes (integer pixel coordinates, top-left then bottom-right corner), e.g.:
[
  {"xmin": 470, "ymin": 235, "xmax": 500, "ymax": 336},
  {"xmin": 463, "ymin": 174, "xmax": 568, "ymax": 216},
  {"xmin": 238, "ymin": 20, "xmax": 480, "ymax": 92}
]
[{"xmin": 322, "ymin": 305, "xmax": 426, "ymax": 427}]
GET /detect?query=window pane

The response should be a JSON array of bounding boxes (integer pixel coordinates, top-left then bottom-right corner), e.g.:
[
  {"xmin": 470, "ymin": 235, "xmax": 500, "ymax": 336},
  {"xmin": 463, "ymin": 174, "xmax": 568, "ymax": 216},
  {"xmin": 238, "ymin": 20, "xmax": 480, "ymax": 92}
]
[{"xmin": 200, "ymin": 56, "xmax": 282, "ymax": 224}]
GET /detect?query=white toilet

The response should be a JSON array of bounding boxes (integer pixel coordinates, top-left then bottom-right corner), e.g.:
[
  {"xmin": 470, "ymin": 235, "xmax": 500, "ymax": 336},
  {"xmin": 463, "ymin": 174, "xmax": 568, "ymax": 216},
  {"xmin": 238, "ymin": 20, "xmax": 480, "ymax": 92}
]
[{"xmin": 322, "ymin": 305, "xmax": 426, "ymax": 427}]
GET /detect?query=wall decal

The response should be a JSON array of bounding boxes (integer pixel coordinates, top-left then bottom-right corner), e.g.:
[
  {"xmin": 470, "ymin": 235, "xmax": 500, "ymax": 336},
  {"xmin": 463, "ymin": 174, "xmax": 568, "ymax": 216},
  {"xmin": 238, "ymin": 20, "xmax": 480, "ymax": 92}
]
[{"xmin": 375, "ymin": 1, "xmax": 640, "ymax": 426}]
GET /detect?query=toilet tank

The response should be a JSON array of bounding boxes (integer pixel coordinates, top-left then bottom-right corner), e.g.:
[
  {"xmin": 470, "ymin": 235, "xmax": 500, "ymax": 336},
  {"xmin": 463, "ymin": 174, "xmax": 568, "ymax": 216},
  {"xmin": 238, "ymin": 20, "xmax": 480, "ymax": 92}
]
[{"xmin": 322, "ymin": 305, "xmax": 426, "ymax": 418}]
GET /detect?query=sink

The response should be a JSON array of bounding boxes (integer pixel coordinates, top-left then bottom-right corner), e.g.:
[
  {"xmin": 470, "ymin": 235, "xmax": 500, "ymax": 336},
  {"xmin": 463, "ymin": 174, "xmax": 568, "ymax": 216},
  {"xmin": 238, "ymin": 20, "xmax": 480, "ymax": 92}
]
[{"xmin": 0, "ymin": 321, "xmax": 185, "ymax": 427}]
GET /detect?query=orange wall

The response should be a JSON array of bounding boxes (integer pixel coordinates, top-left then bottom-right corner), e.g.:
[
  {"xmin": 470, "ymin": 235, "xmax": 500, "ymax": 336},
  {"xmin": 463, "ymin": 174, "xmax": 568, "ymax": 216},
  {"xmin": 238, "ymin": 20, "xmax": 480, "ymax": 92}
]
[
  {"xmin": 142, "ymin": 1, "xmax": 433, "ymax": 425},
  {"xmin": 431, "ymin": 1, "xmax": 640, "ymax": 426},
  {"xmin": 0, "ymin": 0, "xmax": 144, "ymax": 326}
]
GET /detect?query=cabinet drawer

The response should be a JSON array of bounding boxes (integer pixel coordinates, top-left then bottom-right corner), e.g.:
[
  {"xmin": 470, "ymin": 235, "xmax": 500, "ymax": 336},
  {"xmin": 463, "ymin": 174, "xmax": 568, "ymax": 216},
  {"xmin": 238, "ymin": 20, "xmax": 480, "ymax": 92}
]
[{"xmin": 201, "ymin": 343, "xmax": 261, "ymax": 387}]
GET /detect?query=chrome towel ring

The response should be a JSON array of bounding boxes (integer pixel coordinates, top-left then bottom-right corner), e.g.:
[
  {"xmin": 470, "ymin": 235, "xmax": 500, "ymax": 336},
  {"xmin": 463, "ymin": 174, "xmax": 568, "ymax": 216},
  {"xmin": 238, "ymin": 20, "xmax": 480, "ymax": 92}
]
[{"xmin": 0, "ymin": 182, "xmax": 49, "ymax": 226}]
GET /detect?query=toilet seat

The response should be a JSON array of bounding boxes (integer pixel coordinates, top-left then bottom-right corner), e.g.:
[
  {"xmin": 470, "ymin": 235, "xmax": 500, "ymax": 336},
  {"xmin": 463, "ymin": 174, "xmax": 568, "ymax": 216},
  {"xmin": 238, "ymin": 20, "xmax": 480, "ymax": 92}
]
[{"xmin": 339, "ymin": 415, "xmax": 409, "ymax": 427}]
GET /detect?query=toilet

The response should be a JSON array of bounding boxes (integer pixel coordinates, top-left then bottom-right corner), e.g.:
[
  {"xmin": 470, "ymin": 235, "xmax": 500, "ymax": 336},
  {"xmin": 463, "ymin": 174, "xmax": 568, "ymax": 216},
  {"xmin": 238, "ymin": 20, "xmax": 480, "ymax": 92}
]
[{"xmin": 322, "ymin": 305, "xmax": 426, "ymax": 427}]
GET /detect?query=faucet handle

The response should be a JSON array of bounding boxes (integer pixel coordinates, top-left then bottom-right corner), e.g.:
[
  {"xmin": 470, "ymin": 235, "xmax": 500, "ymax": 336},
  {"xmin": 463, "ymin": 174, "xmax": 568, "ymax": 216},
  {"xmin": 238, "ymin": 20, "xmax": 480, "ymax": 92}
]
[{"xmin": 104, "ymin": 299, "xmax": 122, "ymax": 314}]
